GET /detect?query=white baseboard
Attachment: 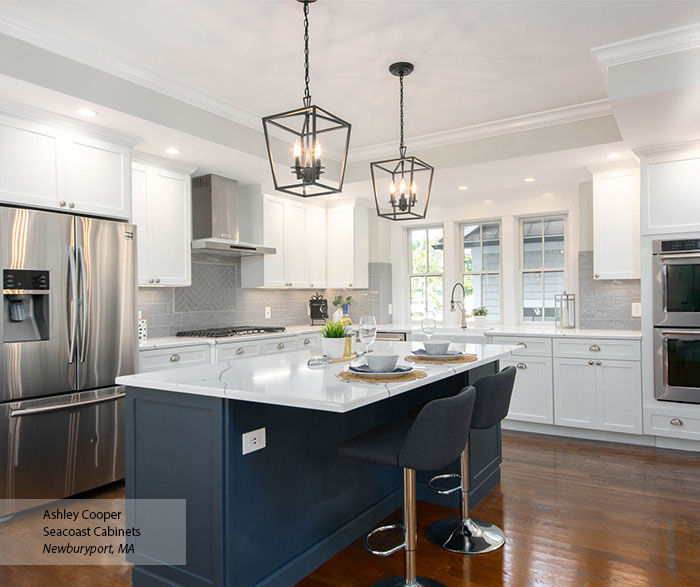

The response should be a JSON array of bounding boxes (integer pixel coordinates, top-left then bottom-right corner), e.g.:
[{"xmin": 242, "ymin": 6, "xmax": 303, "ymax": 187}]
[{"xmin": 502, "ymin": 420, "xmax": 700, "ymax": 452}]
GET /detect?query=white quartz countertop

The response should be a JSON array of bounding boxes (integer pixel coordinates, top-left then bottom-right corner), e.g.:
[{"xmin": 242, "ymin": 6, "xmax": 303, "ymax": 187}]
[
  {"xmin": 118, "ymin": 341, "xmax": 516, "ymax": 413},
  {"xmin": 375, "ymin": 323, "xmax": 642, "ymax": 340}
]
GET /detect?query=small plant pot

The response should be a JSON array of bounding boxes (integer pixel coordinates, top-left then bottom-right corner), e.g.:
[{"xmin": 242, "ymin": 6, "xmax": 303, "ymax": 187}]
[
  {"xmin": 472, "ymin": 315, "xmax": 487, "ymax": 327},
  {"xmin": 322, "ymin": 337, "xmax": 346, "ymax": 359}
]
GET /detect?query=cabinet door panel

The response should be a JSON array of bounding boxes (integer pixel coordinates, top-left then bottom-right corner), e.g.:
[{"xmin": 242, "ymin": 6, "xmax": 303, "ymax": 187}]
[
  {"xmin": 263, "ymin": 197, "xmax": 286, "ymax": 287},
  {"xmin": 596, "ymin": 360, "xmax": 642, "ymax": 434},
  {"xmin": 502, "ymin": 358, "xmax": 553, "ymax": 424},
  {"xmin": 327, "ymin": 208, "xmax": 354, "ymax": 287},
  {"xmin": 645, "ymin": 157, "xmax": 700, "ymax": 234},
  {"xmin": 283, "ymin": 202, "xmax": 308, "ymax": 287},
  {"xmin": 553, "ymin": 358, "xmax": 597, "ymax": 428},
  {"xmin": 0, "ymin": 116, "xmax": 60, "ymax": 209},
  {"xmin": 131, "ymin": 166, "xmax": 150, "ymax": 284},
  {"xmin": 148, "ymin": 171, "xmax": 191, "ymax": 286},
  {"xmin": 307, "ymin": 207, "xmax": 326, "ymax": 288}
]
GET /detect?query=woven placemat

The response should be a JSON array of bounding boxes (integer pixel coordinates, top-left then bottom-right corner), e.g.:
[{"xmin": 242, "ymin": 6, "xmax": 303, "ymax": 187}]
[
  {"xmin": 337, "ymin": 370, "xmax": 428, "ymax": 384},
  {"xmin": 406, "ymin": 354, "xmax": 479, "ymax": 365}
]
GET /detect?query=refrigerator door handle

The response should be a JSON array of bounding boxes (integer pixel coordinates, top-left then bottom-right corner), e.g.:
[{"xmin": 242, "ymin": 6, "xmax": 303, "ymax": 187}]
[
  {"xmin": 67, "ymin": 246, "xmax": 78, "ymax": 364},
  {"xmin": 78, "ymin": 246, "xmax": 88, "ymax": 363},
  {"xmin": 9, "ymin": 392, "xmax": 126, "ymax": 417}
]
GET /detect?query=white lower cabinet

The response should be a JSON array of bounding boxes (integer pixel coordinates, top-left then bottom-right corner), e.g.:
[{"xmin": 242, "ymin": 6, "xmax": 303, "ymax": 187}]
[
  {"xmin": 502, "ymin": 357, "xmax": 553, "ymax": 424},
  {"xmin": 262, "ymin": 336, "xmax": 296, "ymax": 355},
  {"xmin": 139, "ymin": 345, "xmax": 211, "ymax": 373},
  {"xmin": 216, "ymin": 341, "xmax": 261, "ymax": 361},
  {"xmin": 553, "ymin": 357, "xmax": 642, "ymax": 434}
]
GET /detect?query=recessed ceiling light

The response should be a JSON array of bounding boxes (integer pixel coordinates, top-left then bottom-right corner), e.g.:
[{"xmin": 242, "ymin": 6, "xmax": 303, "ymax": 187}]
[
  {"xmin": 165, "ymin": 147, "xmax": 180, "ymax": 155},
  {"xmin": 524, "ymin": 177, "xmax": 536, "ymax": 183},
  {"xmin": 329, "ymin": 194, "xmax": 340, "ymax": 200},
  {"xmin": 607, "ymin": 152, "xmax": 621, "ymax": 160},
  {"xmin": 458, "ymin": 185, "xmax": 469, "ymax": 191},
  {"xmin": 76, "ymin": 108, "xmax": 98, "ymax": 118}
]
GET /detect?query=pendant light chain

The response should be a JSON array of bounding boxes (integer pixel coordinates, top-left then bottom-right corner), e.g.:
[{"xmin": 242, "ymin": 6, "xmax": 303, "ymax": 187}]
[
  {"xmin": 303, "ymin": 1, "xmax": 312, "ymax": 108},
  {"xmin": 399, "ymin": 72, "xmax": 406, "ymax": 158}
]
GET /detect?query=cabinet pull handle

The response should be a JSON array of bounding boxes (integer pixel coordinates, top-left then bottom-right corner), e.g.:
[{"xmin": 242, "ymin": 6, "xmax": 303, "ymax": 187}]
[
  {"xmin": 589, "ymin": 345, "xmax": 601, "ymax": 352},
  {"xmin": 236, "ymin": 347, "xmax": 245, "ymax": 355},
  {"xmin": 149, "ymin": 279, "xmax": 154, "ymax": 284},
  {"xmin": 68, "ymin": 202, "xmax": 75, "ymax": 209},
  {"xmin": 588, "ymin": 360, "xmax": 594, "ymax": 365},
  {"xmin": 59, "ymin": 200, "xmax": 67, "ymax": 207},
  {"xmin": 170, "ymin": 354, "xmax": 180, "ymax": 362},
  {"xmin": 349, "ymin": 283, "xmax": 352, "ymax": 287},
  {"xmin": 304, "ymin": 338, "xmax": 310, "ymax": 345},
  {"xmin": 516, "ymin": 362, "xmax": 527, "ymax": 370},
  {"xmin": 670, "ymin": 418, "xmax": 684, "ymax": 426},
  {"xmin": 277, "ymin": 342, "xmax": 285, "ymax": 349},
  {"xmin": 155, "ymin": 278, "xmax": 161, "ymax": 284},
  {"xmin": 310, "ymin": 283, "xmax": 314, "ymax": 287},
  {"xmin": 594, "ymin": 273, "xmax": 600, "ymax": 279},
  {"xmin": 596, "ymin": 361, "xmax": 601, "ymax": 366},
  {"xmin": 517, "ymin": 342, "xmax": 527, "ymax": 348}
]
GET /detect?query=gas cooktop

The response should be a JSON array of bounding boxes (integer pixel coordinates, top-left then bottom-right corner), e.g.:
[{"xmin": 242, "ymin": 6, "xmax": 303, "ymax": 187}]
[{"xmin": 176, "ymin": 326, "xmax": 286, "ymax": 338}]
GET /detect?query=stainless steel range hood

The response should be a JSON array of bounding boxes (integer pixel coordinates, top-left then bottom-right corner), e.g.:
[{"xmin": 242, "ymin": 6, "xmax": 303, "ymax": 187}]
[{"xmin": 191, "ymin": 174, "xmax": 275, "ymax": 256}]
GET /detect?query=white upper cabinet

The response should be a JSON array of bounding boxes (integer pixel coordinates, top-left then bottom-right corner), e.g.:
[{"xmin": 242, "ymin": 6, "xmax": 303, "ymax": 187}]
[
  {"xmin": 131, "ymin": 161, "xmax": 192, "ymax": 287},
  {"xmin": 307, "ymin": 206, "xmax": 327, "ymax": 289},
  {"xmin": 0, "ymin": 111, "xmax": 134, "ymax": 220},
  {"xmin": 64, "ymin": 133, "xmax": 130, "ymax": 219},
  {"xmin": 327, "ymin": 204, "xmax": 369, "ymax": 289},
  {"xmin": 642, "ymin": 151, "xmax": 700, "ymax": 235},
  {"xmin": 592, "ymin": 165, "xmax": 640, "ymax": 280},
  {"xmin": 241, "ymin": 194, "xmax": 329, "ymax": 289}
]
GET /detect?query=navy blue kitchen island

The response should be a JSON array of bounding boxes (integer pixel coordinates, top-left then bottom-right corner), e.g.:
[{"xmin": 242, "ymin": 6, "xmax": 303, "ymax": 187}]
[{"xmin": 117, "ymin": 342, "xmax": 514, "ymax": 587}]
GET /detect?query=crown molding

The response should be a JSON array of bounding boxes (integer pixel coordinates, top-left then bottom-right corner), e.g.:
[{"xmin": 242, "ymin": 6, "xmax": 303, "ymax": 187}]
[
  {"xmin": 347, "ymin": 99, "xmax": 612, "ymax": 162},
  {"xmin": 585, "ymin": 158, "xmax": 640, "ymax": 174},
  {"xmin": 592, "ymin": 22, "xmax": 700, "ymax": 68},
  {"xmin": 0, "ymin": 97, "xmax": 140, "ymax": 146},
  {"xmin": 0, "ymin": 7, "xmax": 262, "ymax": 131},
  {"xmin": 131, "ymin": 151, "xmax": 198, "ymax": 175},
  {"xmin": 634, "ymin": 138, "xmax": 700, "ymax": 158}
]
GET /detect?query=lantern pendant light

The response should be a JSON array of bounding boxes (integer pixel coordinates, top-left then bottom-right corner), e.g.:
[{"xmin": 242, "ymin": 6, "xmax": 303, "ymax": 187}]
[
  {"xmin": 262, "ymin": 0, "xmax": 351, "ymax": 197},
  {"xmin": 371, "ymin": 62, "xmax": 434, "ymax": 220}
]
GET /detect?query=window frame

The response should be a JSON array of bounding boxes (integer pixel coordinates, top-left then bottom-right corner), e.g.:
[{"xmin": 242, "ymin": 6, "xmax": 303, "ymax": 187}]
[
  {"xmin": 519, "ymin": 214, "xmax": 567, "ymax": 323},
  {"xmin": 407, "ymin": 224, "xmax": 445, "ymax": 321},
  {"xmin": 459, "ymin": 220, "xmax": 503, "ymax": 323}
]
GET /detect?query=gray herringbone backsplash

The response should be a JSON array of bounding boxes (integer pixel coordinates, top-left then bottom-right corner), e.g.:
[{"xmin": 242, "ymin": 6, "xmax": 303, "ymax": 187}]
[
  {"xmin": 138, "ymin": 252, "xmax": 392, "ymax": 337},
  {"xmin": 578, "ymin": 251, "xmax": 641, "ymax": 330}
]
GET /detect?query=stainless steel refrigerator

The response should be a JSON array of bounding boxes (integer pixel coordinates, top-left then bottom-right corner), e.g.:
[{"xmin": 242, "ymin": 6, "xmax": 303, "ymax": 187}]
[{"xmin": 0, "ymin": 206, "xmax": 137, "ymax": 516}]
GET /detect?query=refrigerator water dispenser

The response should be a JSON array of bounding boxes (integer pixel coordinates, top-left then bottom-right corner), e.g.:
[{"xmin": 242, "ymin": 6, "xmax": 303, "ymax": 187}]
[{"xmin": 3, "ymin": 269, "xmax": 50, "ymax": 342}]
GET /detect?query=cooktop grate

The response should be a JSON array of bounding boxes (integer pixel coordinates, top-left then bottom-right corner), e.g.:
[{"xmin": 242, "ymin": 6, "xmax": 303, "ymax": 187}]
[{"xmin": 176, "ymin": 326, "xmax": 286, "ymax": 338}]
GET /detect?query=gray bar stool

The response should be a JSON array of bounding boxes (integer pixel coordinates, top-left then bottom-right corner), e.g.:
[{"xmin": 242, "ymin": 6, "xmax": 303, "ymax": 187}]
[
  {"xmin": 426, "ymin": 366, "xmax": 516, "ymax": 555},
  {"xmin": 339, "ymin": 387, "xmax": 476, "ymax": 587}
]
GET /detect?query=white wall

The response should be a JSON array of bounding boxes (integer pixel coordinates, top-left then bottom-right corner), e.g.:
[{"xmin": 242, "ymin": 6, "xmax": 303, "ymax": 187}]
[
  {"xmin": 578, "ymin": 181, "xmax": 593, "ymax": 252},
  {"xmin": 390, "ymin": 183, "xmax": 582, "ymax": 326}
]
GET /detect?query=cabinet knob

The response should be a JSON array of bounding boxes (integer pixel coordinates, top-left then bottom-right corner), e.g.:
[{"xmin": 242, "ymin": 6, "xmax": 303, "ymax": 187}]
[
  {"xmin": 310, "ymin": 283, "xmax": 314, "ymax": 287},
  {"xmin": 516, "ymin": 362, "xmax": 527, "ymax": 370},
  {"xmin": 169, "ymin": 354, "xmax": 180, "ymax": 362},
  {"xmin": 588, "ymin": 360, "xmax": 594, "ymax": 365},
  {"xmin": 589, "ymin": 345, "xmax": 601, "ymax": 352},
  {"xmin": 59, "ymin": 200, "xmax": 67, "ymax": 208},
  {"xmin": 670, "ymin": 417, "xmax": 684, "ymax": 426},
  {"xmin": 517, "ymin": 342, "xmax": 528, "ymax": 348},
  {"xmin": 155, "ymin": 278, "xmax": 161, "ymax": 284},
  {"xmin": 149, "ymin": 279, "xmax": 155, "ymax": 284},
  {"xmin": 596, "ymin": 361, "xmax": 601, "ymax": 366},
  {"xmin": 277, "ymin": 342, "xmax": 285, "ymax": 349},
  {"xmin": 236, "ymin": 347, "xmax": 245, "ymax": 355},
  {"xmin": 68, "ymin": 202, "xmax": 75, "ymax": 209},
  {"xmin": 594, "ymin": 273, "xmax": 600, "ymax": 279},
  {"xmin": 304, "ymin": 338, "xmax": 310, "ymax": 345},
  {"xmin": 349, "ymin": 283, "xmax": 352, "ymax": 287}
]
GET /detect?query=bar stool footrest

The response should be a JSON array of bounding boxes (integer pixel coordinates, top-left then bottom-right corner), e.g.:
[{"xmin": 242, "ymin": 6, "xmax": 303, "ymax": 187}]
[
  {"xmin": 364, "ymin": 523, "xmax": 406, "ymax": 557},
  {"xmin": 428, "ymin": 473, "xmax": 462, "ymax": 495}
]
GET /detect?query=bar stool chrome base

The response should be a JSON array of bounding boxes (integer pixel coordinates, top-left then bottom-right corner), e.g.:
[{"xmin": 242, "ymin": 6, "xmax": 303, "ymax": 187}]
[
  {"xmin": 373, "ymin": 576, "xmax": 447, "ymax": 587},
  {"xmin": 426, "ymin": 516, "xmax": 505, "ymax": 554}
]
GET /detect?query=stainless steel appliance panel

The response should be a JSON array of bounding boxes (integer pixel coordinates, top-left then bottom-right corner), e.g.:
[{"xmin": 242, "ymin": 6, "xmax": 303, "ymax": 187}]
[
  {"xmin": 0, "ymin": 386, "xmax": 125, "ymax": 516},
  {"xmin": 76, "ymin": 216, "xmax": 137, "ymax": 390},
  {"xmin": 0, "ymin": 207, "xmax": 75, "ymax": 402},
  {"xmin": 654, "ymin": 328, "xmax": 700, "ymax": 403},
  {"xmin": 653, "ymin": 241, "xmax": 700, "ymax": 328}
]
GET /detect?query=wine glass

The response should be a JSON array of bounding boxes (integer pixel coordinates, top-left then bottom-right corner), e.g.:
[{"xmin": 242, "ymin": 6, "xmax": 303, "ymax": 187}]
[
  {"xmin": 358, "ymin": 316, "xmax": 377, "ymax": 355},
  {"xmin": 421, "ymin": 312, "xmax": 437, "ymax": 341}
]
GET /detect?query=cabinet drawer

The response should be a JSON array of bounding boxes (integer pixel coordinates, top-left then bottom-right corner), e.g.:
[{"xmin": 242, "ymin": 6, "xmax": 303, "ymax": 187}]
[
  {"xmin": 296, "ymin": 333, "xmax": 321, "ymax": 349},
  {"xmin": 647, "ymin": 412, "xmax": 700, "ymax": 440},
  {"xmin": 488, "ymin": 336, "xmax": 551, "ymax": 357},
  {"xmin": 553, "ymin": 338, "xmax": 640, "ymax": 361},
  {"xmin": 262, "ymin": 337, "xmax": 296, "ymax": 354},
  {"xmin": 216, "ymin": 341, "xmax": 261, "ymax": 361},
  {"xmin": 139, "ymin": 345, "xmax": 211, "ymax": 372}
]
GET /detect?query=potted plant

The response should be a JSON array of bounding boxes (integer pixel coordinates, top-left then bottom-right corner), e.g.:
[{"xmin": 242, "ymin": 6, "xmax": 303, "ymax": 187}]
[
  {"xmin": 320, "ymin": 320, "xmax": 348, "ymax": 359},
  {"xmin": 472, "ymin": 306, "xmax": 488, "ymax": 327},
  {"xmin": 331, "ymin": 295, "xmax": 353, "ymax": 321}
]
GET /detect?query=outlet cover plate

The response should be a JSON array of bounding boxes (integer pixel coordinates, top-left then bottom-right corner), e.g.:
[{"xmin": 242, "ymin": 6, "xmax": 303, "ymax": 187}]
[
  {"xmin": 242, "ymin": 427, "xmax": 266, "ymax": 455},
  {"xmin": 631, "ymin": 302, "xmax": 642, "ymax": 318},
  {"xmin": 265, "ymin": 307, "xmax": 271, "ymax": 319}
]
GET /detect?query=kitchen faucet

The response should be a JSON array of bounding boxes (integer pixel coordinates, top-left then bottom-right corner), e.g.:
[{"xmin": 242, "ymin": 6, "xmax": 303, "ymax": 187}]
[{"xmin": 450, "ymin": 282, "xmax": 469, "ymax": 329}]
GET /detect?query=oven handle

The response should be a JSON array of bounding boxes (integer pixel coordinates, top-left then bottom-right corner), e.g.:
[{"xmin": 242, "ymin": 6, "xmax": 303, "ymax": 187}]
[
  {"xmin": 658, "ymin": 252, "xmax": 700, "ymax": 261},
  {"xmin": 659, "ymin": 329, "xmax": 700, "ymax": 336}
]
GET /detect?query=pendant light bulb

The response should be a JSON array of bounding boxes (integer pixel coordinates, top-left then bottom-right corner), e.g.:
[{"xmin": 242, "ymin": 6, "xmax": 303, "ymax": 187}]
[
  {"xmin": 389, "ymin": 181, "xmax": 396, "ymax": 195},
  {"xmin": 314, "ymin": 141, "xmax": 321, "ymax": 162},
  {"xmin": 400, "ymin": 179, "xmax": 407, "ymax": 194},
  {"xmin": 410, "ymin": 182, "xmax": 417, "ymax": 194}
]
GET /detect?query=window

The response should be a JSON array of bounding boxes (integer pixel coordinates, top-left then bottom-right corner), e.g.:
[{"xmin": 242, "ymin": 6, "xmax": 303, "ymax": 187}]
[
  {"xmin": 461, "ymin": 222, "xmax": 501, "ymax": 322},
  {"xmin": 521, "ymin": 216, "xmax": 566, "ymax": 322},
  {"xmin": 409, "ymin": 226, "xmax": 444, "ymax": 320}
]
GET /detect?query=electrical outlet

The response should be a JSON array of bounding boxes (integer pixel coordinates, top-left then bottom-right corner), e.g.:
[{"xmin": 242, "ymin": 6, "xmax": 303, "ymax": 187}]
[
  {"xmin": 388, "ymin": 303, "xmax": 393, "ymax": 315},
  {"xmin": 631, "ymin": 302, "xmax": 642, "ymax": 318},
  {"xmin": 265, "ymin": 306, "xmax": 271, "ymax": 319},
  {"xmin": 242, "ymin": 428, "xmax": 266, "ymax": 455}
]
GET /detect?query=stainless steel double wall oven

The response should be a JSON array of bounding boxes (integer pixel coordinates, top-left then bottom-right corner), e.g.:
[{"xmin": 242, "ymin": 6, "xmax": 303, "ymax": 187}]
[{"xmin": 653, "ymin": 239, "xmax": 700, "ymax": 403}]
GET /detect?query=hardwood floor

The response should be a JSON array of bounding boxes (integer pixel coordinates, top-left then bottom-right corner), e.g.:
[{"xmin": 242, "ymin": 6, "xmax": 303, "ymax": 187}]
[{"xmin": 2, "ymin": 431, "xmax": 699, "ymax": 586}]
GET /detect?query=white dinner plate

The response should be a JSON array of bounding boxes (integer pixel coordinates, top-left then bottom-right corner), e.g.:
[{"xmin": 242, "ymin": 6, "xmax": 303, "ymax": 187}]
[
  {"xmin": 348, "ymin": 365, "xmax": 413, "ymax": 379},
  {"xmin": 410, "ymin": 349, "xmax": 464, "ymax": 360}
]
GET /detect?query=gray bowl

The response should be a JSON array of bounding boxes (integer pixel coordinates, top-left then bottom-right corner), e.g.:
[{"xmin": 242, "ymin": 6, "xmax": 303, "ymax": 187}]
[
  {"xmin": 423, "ymin": 340, "xmax": 450, "ymax": 355},
  {"xmin": 366, "ymin": 354, "xmax": 399, "ymax": 373}
]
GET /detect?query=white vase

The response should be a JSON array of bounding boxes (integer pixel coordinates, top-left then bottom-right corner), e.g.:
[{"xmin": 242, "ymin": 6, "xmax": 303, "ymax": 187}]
[
  {"xmin": 322, "ymin": 337, "xmax": 346, "ymax": 359},
  {"xmin": 472, "ymin": 315, "xmax": 486, "ymax": 327}
]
